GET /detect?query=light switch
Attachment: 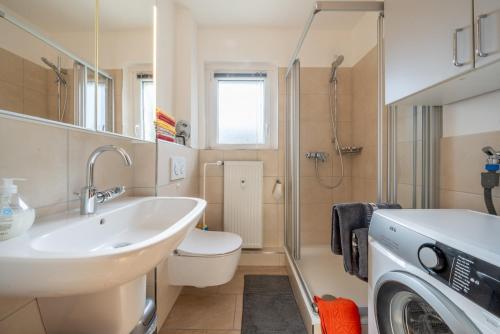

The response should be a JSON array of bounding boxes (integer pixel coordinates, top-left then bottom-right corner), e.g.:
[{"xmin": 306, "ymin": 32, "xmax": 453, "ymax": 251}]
[{"xmin": 170, "ymin": 156, "xmax": 187, "ymax": 180}]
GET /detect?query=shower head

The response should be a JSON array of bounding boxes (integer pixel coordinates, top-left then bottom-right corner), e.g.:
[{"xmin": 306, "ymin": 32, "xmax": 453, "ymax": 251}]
[
  {"xmin": 329, "ymin": 55, "xmax": 344, "ymax": 83},
  {"xmin": 41, "ymin": 57, "xmax": 67, "ymax": 85}
]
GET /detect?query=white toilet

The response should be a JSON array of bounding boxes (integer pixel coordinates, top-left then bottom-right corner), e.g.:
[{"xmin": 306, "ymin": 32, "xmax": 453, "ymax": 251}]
[{"xmin": 168, "ymin": 228, "xmax": 242, "ymax": 287}]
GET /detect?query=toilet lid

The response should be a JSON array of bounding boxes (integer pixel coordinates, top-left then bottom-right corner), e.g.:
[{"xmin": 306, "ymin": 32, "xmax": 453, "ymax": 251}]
[{"xmin": 176, "ymin": 228, "xmax": 243, "ymax": 256}]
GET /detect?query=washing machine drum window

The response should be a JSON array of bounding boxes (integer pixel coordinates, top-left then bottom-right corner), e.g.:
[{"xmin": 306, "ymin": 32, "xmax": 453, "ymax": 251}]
[{"xmin": 375, "ymin": 272, "xmax": 481, "ymax": 334}]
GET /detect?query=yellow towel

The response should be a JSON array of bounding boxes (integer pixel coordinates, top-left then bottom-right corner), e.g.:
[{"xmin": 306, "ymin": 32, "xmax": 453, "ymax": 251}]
[{"xmin": 154, "ymin": 120, "xmax": 176, "ymax": 135}]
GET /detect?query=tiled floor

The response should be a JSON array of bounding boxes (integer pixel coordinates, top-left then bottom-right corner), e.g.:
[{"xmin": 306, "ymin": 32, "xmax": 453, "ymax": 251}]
[{"xmin": 159, "ymin": 266, "xmax": 288, "ymax": 334}]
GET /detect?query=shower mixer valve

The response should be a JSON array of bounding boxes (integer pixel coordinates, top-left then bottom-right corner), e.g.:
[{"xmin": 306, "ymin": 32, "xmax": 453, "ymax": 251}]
[{"xmin": 305, "ymin": 152, "xmax": 328, "ymax": 162}]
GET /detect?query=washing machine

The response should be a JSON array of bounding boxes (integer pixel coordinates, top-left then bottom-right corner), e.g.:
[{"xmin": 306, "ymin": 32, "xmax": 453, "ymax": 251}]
[{"xmin": 368, "ymin": 209, "xmax": 500, "ymax": 334}]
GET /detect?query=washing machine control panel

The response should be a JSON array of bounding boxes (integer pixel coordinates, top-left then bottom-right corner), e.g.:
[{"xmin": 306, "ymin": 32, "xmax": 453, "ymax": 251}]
[{"xmin": 428, "ymin": 242, "xmax": 500, "ymax": 318}]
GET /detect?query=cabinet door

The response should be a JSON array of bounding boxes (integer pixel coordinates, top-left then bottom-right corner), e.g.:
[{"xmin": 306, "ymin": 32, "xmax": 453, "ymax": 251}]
[
  {"xmin": 385, "ymin": 0, "xmax": 473, "ymax": 104},
  {"xmin": 474, "ymin": 0, "xmax": 500, "ymax": 68}
]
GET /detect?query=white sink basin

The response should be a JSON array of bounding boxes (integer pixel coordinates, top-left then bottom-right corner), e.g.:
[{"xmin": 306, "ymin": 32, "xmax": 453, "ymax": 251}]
[{"xmin": 0, "ymin": 196, "xmax": 206, "ymax": 297}]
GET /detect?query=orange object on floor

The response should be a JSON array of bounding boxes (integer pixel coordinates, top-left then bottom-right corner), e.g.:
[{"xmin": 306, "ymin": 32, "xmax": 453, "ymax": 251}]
[{"xmin": 313, "ymin": 296, "xmax": 361, "ymax": 334}]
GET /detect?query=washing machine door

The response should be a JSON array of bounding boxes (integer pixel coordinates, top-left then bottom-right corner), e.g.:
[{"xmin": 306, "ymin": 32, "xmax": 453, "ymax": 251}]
[{"xmin": 374, "ymin": 271, "xmax": 480, "ymax": 334}]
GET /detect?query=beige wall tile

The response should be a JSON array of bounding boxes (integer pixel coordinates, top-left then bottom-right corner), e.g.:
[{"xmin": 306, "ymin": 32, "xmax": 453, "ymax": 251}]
[
  {"xmin": 397, "ymin": 183, "xmax": 414, "ymax": 209},
  {"xmin": 158, "ymin": 183, "xmax": 178, "ymax": 197},
  {"xmin": 199, "ymin": 150, "xmax": 224, "ymax": 177},
  {"xmin": 204, "ymin": 203, "xmax": 223, "ymax": 231},
  {"xmin": 0, "ymin": 48, "xmax": 23, "ymax": 87},
  {"xmin": 263, "ymin": 204, "xmax": 279, "ymax": 247},
  {"xmin": 300, "ymin": 93, "xmax": 330, "ymax": 123},
  {"xmin": 24, "ymin": 87, "xmax": 49, "ymax": 119},
  {"xmin": 350, "ymin": 47, "xmax": 378, "ymax": 202},
  {"xmin": 300, "ymin": 203, "xmax": 332, "ymax": 245},
  {"xmin": 277, "ymin": 148, "xmax": 285, "ymax": 177},
  {"xmin": 0, "ymin": 117, "xmax": 67, "ymax": 209},
  {"xmin": 351, "ymin": 178, "xmax": 377, "ymax": 203},
  {"xmin": 440, "ymin": 131, "xmax": 500, "ymax": 196},
  {"xmin": 257, "ymin": 150, "xmax": 279, "ymax": 176},
  {"xmin": 132, "ymin": 142, "xmax": 157, "ymax": 188},
  {"xmin": 440, "ymin": 189, "xmax": 500, "ymax": 213},
  {"xmin": 332, "ymin": 176, "xmax": 352, "ymax": 204},
  {"xmin": 277, "ymin": 203, "xmax": 285, "ymax": 247},
  {"xmin": 300, "ymin": 68, "xmax": 331, "ymax": 95},
  {"xmin": 156, "ymin": 259, "xmax": 183, "ymax": 329},
  {"xmin": 223, "ymin": 150, "xmax": 258, "ymax": 161},
  {"xmin": 23, "ymin": 60, "xmax": 48, "ymax": 94},
  {"xmin": 300, "ymin": 177, "xmax": 334, "ymax": 204},
  {"xmin": 204, "ymin": 176, "xmax": 223, "ymax": 204},
  {"xmin": 300, "ymin": 120, "xmax": 334, "ymax": 153},
  {"xmin": 278, "ymin": 67, "xmax": 286, "ymax": 96},
  {"xmin": 0, "ymin": 81, "xmax": 23, "ymax": 114}
]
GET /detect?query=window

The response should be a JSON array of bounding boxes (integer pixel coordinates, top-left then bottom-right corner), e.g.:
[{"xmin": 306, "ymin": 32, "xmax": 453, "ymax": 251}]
[
  {"xmin": 139, "ymin": 76, "xmax": 155, "ymax": 140},
  {"xmin": 207, "ymin": 63, "xmax": 278, "ymax": 149}
]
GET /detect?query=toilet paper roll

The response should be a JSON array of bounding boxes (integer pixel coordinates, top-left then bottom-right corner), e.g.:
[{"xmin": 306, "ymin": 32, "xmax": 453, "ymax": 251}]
[{"xmin": 272, "ymin": 180, "xmax": 283, "ymax": 201}]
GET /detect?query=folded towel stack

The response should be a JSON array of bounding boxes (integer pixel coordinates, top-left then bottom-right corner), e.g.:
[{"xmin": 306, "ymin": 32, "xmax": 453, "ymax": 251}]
[{"xmin": 155, "ymin": 108, "xmax": 176, "ymax": 143}]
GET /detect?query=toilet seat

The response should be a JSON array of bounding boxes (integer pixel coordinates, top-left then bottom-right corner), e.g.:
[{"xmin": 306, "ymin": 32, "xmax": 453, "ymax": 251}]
[{"xmin": 176, "ymin": 228, "xmax": 242, "ymax": 257}]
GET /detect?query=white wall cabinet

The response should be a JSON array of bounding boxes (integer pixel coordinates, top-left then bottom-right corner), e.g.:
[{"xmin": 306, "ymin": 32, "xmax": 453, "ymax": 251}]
[
  {"xmin": 475, "ymin": 0, "xmax": 500, "ymax": 68},
  {"xmin": 385, "ymin": 0, "xmax": 474, "ymax": 104}
]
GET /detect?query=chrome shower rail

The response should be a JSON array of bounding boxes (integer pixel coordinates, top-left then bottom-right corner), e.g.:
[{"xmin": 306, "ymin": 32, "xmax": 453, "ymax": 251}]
[
  {"xmin": 283, "ymin": 0, "xmax": 385, "ymax": 321},
  {"xmin": 286, "ymin": 1, "xmax": 384, "ymax": 75}
]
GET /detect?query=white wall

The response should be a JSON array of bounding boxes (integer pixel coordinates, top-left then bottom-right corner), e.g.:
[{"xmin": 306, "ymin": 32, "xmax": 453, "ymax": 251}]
[
  {"xmin": 155, "ymin": 0, "xmax": 175, "ymax": 114},
  {"xmin": 196, "ymin": 20, "xmax": 378, "ymax": 148},
  {"xmin": 174, "ymin": 5, "xmax": 198, "ymax": 147},
  {"xmin": 443, "ymin": 90, "xmax": 500, "ymax": 137},
  {"xmin": 351, "ymin": 12, "xmax": 379, "ymax": 66}
]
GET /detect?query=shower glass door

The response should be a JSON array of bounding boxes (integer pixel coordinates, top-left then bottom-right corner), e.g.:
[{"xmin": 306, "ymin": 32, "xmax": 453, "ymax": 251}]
[
  {"xmin": 285, "ymin": 59, "xmax": 301, "ymax": 260},
  {"xmin": 389, "ymin": 105, "xmax": 441, "ymax": 208}
]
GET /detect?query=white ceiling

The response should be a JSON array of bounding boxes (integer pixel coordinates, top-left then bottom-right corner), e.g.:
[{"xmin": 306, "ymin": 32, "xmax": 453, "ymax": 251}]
[
  {"xmin": 0, "ymin": 0, "xmax": 375, "ymax": 33},
  {"xmin": 175, "ymin": 0, "xmax": 370, "ymax": 30},
  {"xmin": 0, "ymin": 0, "xmax": 154, "ymax": 32}
]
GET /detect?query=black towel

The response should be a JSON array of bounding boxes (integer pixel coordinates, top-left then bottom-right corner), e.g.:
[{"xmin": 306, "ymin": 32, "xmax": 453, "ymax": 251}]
[
  {"xmin": 331, "ymin": 203, "xmax": 372, "ymax": 273},
  {"xmin": 352, "ymin": 228, "xmax": 369, "ymax": 281},
  {"xmin": 331, "ymin": 203, "xmax": 401, "ymax": 275}
]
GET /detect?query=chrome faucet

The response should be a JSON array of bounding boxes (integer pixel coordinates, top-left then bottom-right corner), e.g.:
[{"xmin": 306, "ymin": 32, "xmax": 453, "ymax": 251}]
[{"xmin": 80, "ymin": 145, "xmax": 132, "ymax": 215}]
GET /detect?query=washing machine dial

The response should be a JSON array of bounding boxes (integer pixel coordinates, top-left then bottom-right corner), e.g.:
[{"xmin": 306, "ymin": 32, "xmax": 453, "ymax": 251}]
[{"xmin": 418, "ymin": 244, "xmax": 446, "ymax": 272}]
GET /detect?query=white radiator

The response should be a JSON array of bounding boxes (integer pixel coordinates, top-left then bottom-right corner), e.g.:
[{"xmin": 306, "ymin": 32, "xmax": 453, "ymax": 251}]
[{"xmin": 223, "ymin": 161, "xmax": 263, "ymax": 249}]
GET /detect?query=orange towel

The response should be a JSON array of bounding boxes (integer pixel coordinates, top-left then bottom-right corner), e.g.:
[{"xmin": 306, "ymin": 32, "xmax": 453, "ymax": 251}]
[{"xmin": 314, "ymin": 296, "xmax": 361, "ymax": 334}]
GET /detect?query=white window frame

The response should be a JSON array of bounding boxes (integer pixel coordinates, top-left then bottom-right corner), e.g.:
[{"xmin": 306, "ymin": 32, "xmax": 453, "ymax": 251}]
[{"xmin": 206, "ymin": 62, "xmax": 278, "ymax": 150}]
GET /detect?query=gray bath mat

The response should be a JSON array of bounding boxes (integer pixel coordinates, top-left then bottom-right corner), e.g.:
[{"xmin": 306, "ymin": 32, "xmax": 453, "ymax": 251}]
[{"xmin": 242, "ymin": 275, "xmax": 307, "ymax": 334}]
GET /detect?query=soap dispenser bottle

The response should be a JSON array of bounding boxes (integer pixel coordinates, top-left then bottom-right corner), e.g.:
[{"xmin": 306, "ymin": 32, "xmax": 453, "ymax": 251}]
[{"xmin": 0, "ymin": 178, "xmax": 35, "ymax": 241}]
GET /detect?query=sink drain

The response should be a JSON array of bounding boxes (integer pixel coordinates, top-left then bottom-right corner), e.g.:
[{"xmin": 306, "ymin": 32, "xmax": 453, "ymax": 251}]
[{"xmin": 113, "ymin": 242, "xmax": 132, "ymax": 249}]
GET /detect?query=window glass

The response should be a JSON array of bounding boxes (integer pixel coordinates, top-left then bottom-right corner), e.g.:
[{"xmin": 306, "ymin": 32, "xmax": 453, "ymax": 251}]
[{"xmin": 217, "ymin": 79, "xmax": 265, "ymax": 145}]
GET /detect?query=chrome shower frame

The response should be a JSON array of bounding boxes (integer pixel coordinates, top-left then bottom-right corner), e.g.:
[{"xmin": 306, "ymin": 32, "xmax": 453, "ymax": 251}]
[{"xmin": 284, "ymin": 0, "xmax": 385, "ymax": 315}]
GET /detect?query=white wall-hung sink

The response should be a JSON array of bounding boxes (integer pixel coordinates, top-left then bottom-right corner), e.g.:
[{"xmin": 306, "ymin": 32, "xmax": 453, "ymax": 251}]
[{"xmin": 0, "ymin": 196, "xmax": 206, "ymax": 334}]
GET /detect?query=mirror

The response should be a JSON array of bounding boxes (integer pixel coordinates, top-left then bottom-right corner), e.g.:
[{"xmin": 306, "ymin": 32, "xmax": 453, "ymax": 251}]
[
  {"xmin": 0, "ymin": 0, "xmax": 96, "ymax": 129},
  {"xmin": 0, "ymin": 0, "xmax": 156, "ymax": 141},
  {"xmin": 98, "ymin": 0, "xmax": 156, "ymax": 141}
]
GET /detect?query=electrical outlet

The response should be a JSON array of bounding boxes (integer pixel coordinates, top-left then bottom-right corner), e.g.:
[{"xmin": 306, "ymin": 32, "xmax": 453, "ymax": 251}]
[{"xmin": 170, "ymin": 156, "xmax": 186, "ymax": 180}]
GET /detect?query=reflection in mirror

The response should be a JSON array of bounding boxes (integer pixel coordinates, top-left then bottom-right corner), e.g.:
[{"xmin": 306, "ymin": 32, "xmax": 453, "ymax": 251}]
[
  {"xmin": 0, "ymin": 0, "xmax": 95, "ymax": 129},
  {"xmin": 98, "ymin": 0, "xmax": 155, "ymax": 141}
]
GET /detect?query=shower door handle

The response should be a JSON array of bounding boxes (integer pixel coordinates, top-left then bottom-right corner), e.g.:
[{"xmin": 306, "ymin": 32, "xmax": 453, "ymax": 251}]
[{"xmin": 453, "ymin": 28, "xmax": 465, "ymax": 67}]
